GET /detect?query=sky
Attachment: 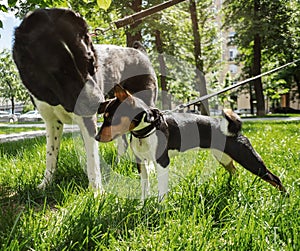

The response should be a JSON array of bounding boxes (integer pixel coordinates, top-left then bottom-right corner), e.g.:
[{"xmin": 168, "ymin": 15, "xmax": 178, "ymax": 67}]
[{"xmin": 0, "ymin": 11, "xmax": 21, "ymax": 51}]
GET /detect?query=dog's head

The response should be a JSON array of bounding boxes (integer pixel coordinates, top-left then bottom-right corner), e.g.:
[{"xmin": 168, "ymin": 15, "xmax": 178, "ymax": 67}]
[
  {"xmin": 13, "ymin": 8, "xmax": 100, "ymax": 114},
  {"xmin": 96, "ymin": 85, "xmax": 160, "ymax": 142}
]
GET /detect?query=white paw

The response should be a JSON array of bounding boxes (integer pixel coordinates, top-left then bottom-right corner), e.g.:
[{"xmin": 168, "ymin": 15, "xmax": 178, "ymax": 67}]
[
  {"xmin": 37, "ymin": 180, "xmax": 48, "ymax": 190},
  {"xmin": 89, "ymin": 182, "xmax": 105, "ymax": 197}
]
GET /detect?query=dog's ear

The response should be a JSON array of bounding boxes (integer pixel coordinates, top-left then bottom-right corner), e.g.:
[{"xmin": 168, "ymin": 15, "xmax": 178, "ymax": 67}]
[
  {"xmin": 98, "ymin": 99, "xmax": 114, "ymax": 114},
  {"xmin": 114, "ymin": 84, "xmax": 133, "ymax": 102},
  {"xmin": 145, "ymin": 111, "xmax": 154, "ymax": 123},
  {"xmin": 145, "ymin": 108, "xmax": 160, "ymax": 123}
]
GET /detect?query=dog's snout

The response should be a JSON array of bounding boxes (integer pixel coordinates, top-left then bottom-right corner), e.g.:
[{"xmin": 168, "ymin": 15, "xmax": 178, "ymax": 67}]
[
  {"xmin": 95, "ymin": 127, "xmax": 114, "ymax": 142},
  {"xmin": 95, "ymin": 133, "xmax": 101, "ymax": 142}
]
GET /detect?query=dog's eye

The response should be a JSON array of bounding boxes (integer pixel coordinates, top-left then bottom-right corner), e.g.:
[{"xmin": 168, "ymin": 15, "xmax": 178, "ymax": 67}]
[{"xmin": 104, "ymin": 112, "xmax": 113, "ymax": 124}]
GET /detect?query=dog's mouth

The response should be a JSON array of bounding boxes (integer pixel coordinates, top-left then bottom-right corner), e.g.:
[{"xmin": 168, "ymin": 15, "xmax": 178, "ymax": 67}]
[
  {"xmin": 95, "ymin": 130, "xmax": 122, "ymax": 142},
  {"xmin": 96, "ymin": 125, "xmax": 112, "ymax": 142},
  {"xmin": 96, "ymin": 117, "xmax": 133, "ymax": 143},
  {"xmin": 98, "ymin": 136, "xmax": 112, "ymax": 142},
  {"xmin": 96, "ymin": 132, "xmax": 117, "ymax": 142}
]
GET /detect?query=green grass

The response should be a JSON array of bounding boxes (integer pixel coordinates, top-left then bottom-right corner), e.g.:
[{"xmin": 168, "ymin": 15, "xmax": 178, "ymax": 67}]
[
  {"xmin": 240, "ymin": 113, "xmax": 300, "ymax": 118},
  {"xmin": 0, "ymin": 126, "xmax": 45, "ymax": 135},
  {"xmin": 0, "ymin": 121, "xmax": 299, "ymax": 250}
]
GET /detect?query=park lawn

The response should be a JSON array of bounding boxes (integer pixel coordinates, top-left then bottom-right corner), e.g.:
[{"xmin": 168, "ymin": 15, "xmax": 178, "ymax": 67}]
[
  {"xmin": 0, "ymin": 126, "xmax": 45, "ymax": 135},
  {"xmin": 0, "ymin": 120, "xmax": 299, "ymax": 250}
]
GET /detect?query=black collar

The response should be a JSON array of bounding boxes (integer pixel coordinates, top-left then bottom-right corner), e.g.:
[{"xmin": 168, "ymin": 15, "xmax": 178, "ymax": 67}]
[
  {"xmin": 130, "ymin": 110, "xmax": 165, "ymax": 139},
  {"xmin": 131, "ymin": 124, "xmax": 156, "ymax": 139}
]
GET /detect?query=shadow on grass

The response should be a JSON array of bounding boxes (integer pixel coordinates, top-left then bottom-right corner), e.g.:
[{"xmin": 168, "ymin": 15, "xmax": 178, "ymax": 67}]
[{"xmin": 0, "ymin": 136, "xmax": 46, "ymax": 157}]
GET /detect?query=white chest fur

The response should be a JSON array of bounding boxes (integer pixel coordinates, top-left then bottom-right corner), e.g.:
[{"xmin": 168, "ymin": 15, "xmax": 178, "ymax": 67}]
[
  {"xmin": 34, "ymin": 99, "xmax": 75, "ymax": 124},
  {"xmin": 130, "ymin": 132, "xmax": 169, "ymax": 202},
  {"xmin": 130, "ymin": 133, "xmax": 158, "ymax": 162}
]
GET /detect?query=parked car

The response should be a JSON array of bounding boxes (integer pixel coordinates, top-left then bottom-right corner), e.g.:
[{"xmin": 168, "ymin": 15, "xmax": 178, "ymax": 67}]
[
  {"xmin": 0, "ymin": 111, "xmax": 18, "ymax": 123},
  {"xmin": 209, "ymin": 109, "xmax": 222, "ymax": 116},
  {"xmin": 234, "ymin": 108, "xmax": 256, "ymax": 116},
  {"xmin": 19, "ymin": 110, "xmax": 43, "ymax": 122}
]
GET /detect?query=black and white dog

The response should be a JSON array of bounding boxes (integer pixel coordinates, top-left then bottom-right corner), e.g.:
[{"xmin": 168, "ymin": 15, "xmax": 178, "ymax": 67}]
[
  {"xmin": 13, "ymin": 8, "xmax": 157, "ymax": 192},
  {"xmin": 96, "ymin": 85, "xmax": 286, "ymax": 202}
]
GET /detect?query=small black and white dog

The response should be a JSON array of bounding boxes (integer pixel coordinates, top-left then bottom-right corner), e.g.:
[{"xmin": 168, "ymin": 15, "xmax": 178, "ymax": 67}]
[
  {"xmin": 96, "ymin": 85, "xmax": 286, "ymax": 202},
  {"xmin": 13, "ymin": 8, "xmax": 157, "ymax": 192}
]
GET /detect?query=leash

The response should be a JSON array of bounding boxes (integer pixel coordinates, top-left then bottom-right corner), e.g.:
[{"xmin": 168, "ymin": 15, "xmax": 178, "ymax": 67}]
[{"xmin": 168, "ymin": 59, "xmax": 300, "ymax": 113}]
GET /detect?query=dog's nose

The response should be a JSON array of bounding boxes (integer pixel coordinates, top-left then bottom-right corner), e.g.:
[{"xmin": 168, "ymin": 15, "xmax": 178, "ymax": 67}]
[
  {"xmin": 95, "ymin": 133, "xmax": 100, "ymax": 141},
  {"xmin": 95, "ymin": 132, "xmax": 112, "ymax": 142}
]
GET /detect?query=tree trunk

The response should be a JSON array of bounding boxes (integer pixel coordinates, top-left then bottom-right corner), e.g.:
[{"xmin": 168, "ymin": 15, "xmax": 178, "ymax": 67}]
[
  {"xmin": 155, "ymin": 30, "xmax": 170, "ymax": 109},
  {"xmin": 189, "ymin": 0, "xmax": 209, "ymax": 115},
  {"xmin": 252, "ymin": 0, "xmax": 265, "ymax": 116},
  {"xmin": 126, "ymin": 0, "xmax": 142, "ymax": 46},
  {"xmin": 6, "ymin": 80, "xmax": 15, "ymax": 114},
  {"xmin": 293, "ymin": 71, "xmax": 300, "ymax": 99},
  {"xmin": 11, "ymin": 96, "xmax": 15, "ymax": 114},
  {"xmin": 249, "ymin": 83, "xmax": 254, "ymax": 114}
]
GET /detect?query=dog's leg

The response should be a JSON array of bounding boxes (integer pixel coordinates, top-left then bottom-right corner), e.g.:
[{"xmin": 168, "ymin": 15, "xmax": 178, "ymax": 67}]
[
  {"xmin": 211, "ymin": 149, "xmax": 236, "ymax": 174},
  {"xmin": 138, "ymin": 161, "xmax": 150, "ymax": 203},
  {"xmin": 115, "ymin": 135, "xmax": 128, "ymax": 161},
  {"xmin": 38, "ymin": 119, "xmax": 63, "ymax": 189},
  {"xmin": 76, "ymin": 116, "xmax": 103, "ymax": 193},
  {"xmin": 156, "ymin": 164, "xmax": 169, "ymax": 202},
  {"xmin": 222, "ymin": 135, "xmax": 286, "ymax": 192}
]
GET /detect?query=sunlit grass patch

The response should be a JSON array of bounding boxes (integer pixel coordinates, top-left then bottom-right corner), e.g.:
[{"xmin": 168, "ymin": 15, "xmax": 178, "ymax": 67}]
[
  {"xmin": 0, "ymin": 126, "xmax": 45, "ymax": 135},
  {"xmin": 0, "ymin": 121, "xmax": 299, "ymax": 250}
]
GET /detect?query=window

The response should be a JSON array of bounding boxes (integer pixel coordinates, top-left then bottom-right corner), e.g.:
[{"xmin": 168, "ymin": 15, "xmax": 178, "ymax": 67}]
[
  {"xmin": 229, "ymin": 64, "xmax": 238, "ymax": 74},
  {"xmin": 229, "ymin": 48, "xmax": 238, "ymax": 61},
  {"xmin": 228, "ymin": 31, "xmax": 236, "ymax": 45}
]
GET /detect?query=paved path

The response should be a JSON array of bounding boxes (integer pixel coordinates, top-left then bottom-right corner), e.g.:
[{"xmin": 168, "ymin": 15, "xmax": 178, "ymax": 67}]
[
  {"xmin": 0, "ymin": 116, "xmax": 299, "ymax": 144},
  {"xmin": 242, "ymin": 116, "xmax": 300, "ymax": 122}
]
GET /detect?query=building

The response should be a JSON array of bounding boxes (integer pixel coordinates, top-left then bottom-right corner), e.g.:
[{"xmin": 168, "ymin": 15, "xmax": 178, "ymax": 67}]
[{"xmin": 213, "ymin": 0, "xmax": 300, "ymax": 113}]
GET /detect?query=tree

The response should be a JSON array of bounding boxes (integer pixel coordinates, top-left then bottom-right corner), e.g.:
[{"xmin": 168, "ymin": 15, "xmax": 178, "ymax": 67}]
[
  {"xmin": 223, "ymin": 0, "xmax": 296, "ymax": 115},
  {"xmin": 142, "ymin": 0, "xmax": 220, "ymax": 110},
  {"xmin": 124, "ymin": 0, "xmax": 143, "ymax": 46},
  {"xmin": 154, "ymin": 29, "xmax": 170, "ymax": 109},
  {"xmin": 5, "ymin": 0, "xmax": 111, "ymax": 17},
  {"xmin": 264, "ymin": 0, "xmax": 300, "ymax": 108},
  {"xmin": 251, "ymin": 0, "xmax": 265, "ymax": 116},
  {"xmin": 7, "ymin": 0, "xmax": 222, "ymax": 110},
  {"xmin": 0, "ymin": 50, "xmax": 28, "ymax": 113},
  {"xmin": 189, "ymin": 0, "xmax": 209, "ymax": 115}
]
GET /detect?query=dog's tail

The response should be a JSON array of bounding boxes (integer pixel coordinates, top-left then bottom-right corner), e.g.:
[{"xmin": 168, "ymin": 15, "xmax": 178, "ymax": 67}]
[
  {"xmin": 222, "ymin": 134, "xmax": 286, "ymax": 193},
  {"xmin": 218, "ymin": 109, "xmax": 286, "ymax": 193},
  {"xmin": 220, "ymin": 109, "xmax": 242, "ymax": 136}
]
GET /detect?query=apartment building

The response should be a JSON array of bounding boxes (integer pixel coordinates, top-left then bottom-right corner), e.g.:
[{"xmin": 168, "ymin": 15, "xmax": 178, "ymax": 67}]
[{"xmin": 214, "ymin": 0, "xmax": 300, "ymax": 113}]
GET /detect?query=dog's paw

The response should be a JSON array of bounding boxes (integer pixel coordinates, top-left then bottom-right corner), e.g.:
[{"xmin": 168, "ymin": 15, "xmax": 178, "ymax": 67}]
[
  {"xmin": 93, "ymin": 189, "xmax": 106, "ymax": 198},
  {"xmin": 89, "ymin": 182, "xmax": 105, "ymax": 198},
  {"xmin": 37, "ymin": 179, "xmax": 48, "ymax": 190}
]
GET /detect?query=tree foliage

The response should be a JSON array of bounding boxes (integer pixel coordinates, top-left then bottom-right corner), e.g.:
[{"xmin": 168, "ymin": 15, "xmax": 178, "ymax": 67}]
[
  {"xmin": 223, "ymin": 0, "xmax": 300, "ymax": 113},
  {"xmin": 1, "ymin": 0, "xmax": 299, "ymax": 111},
  {"xmin": 0, "ymin": 50, "xmax": 28, "ymax": 113},
  {"xmin": 7, "ymin": 1, "xmax": 220, "ymax": 106}
]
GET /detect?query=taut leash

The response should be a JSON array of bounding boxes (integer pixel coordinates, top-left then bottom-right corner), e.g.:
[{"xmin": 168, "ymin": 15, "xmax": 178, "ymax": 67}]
[{"xmin": 170, "ymin": 59, "xmax": 300, "ymax": 113}]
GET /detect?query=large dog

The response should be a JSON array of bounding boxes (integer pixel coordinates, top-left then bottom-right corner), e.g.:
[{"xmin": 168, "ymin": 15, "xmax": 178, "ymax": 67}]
[
  {"xmin": 96, "ymin": 85, "xmax": 286, "ymax": 202},
  {"xmin": 13, "ymin": 8, "xmax": 157, "ymax": 192}
]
